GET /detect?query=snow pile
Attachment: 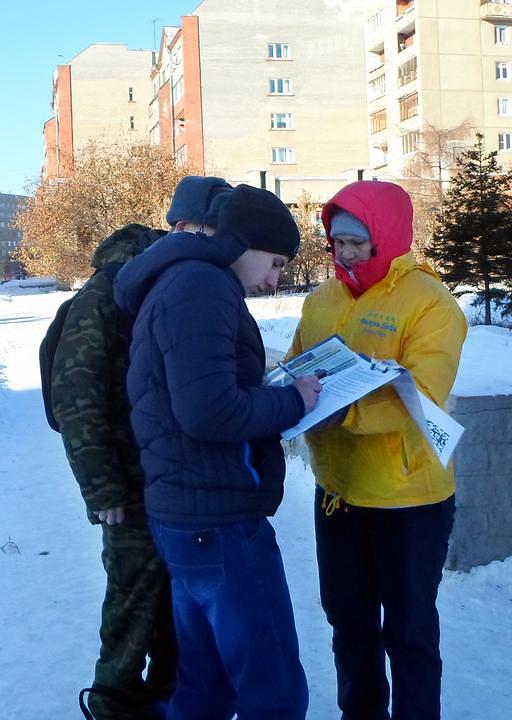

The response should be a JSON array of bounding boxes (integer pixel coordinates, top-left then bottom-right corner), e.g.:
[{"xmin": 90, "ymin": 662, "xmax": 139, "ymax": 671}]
[{"xmin": 0, "ymin": 275, "xmax": 61, "ymax": 294}]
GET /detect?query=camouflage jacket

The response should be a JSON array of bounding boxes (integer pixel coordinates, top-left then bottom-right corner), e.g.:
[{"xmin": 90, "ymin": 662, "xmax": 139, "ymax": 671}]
[{"xmin": 51, "ymin": 224, "xmax": 166, "ymax": 523}]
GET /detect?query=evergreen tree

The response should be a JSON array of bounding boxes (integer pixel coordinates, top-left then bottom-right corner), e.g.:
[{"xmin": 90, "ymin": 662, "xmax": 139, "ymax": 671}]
[{"xmin": 425, "ymin": 133, "xmax": 512, "ymax": 324}]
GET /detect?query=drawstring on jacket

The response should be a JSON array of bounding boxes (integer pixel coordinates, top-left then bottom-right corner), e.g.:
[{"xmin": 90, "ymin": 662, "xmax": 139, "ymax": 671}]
[{"xmin": 321, "ymin": 489, "xmax": 345, "ymax": 516}]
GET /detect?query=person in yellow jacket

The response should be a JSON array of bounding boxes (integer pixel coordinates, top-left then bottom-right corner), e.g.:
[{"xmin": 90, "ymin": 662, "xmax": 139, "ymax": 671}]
[{"xmin": 288, "ymin": 180, "xmax": 467, "ymax": 720}]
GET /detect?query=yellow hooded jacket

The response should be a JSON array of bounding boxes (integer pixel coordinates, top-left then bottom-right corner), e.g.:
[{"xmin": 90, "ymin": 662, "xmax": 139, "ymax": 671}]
[{"xmin": 288, "ymin": 252, "xmax": 468, "ymax": 507}]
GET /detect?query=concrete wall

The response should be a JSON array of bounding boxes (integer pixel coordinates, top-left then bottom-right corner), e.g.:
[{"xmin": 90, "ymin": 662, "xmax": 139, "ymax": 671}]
[
  {"xmin": 193, "ymin": 0, "xmax": 370, "ymax": 202},
  {"xmin": 279, "ymin": 385, "xmax": 512, "ymax": 572},
  {"xmin": 445, "ymin": 394, "xmax": 512, "ymax": 571},
  {"xmin": 69, "ymin": 44, "xmax": 154, "ymax": 152}
]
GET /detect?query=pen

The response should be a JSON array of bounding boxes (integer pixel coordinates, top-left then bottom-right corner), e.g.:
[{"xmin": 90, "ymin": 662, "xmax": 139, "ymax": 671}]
[{"xmin": 277, "ymin": 360, "xmax": 297, "ymax": 380}]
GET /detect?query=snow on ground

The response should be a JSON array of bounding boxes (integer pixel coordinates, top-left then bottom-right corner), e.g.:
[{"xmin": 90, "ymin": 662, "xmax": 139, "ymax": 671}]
[{"xmin": 0, "ymin": 287, "xmax": 511, "ymax": 720}]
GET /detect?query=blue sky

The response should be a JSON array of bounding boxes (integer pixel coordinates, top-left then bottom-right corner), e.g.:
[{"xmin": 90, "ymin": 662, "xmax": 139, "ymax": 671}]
[{"xmin": 0, "ymin": 0, "xmax": 198, "ymax": 196}]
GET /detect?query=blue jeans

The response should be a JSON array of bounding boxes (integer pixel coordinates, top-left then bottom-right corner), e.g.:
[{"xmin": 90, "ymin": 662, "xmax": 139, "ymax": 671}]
[
  {"xmin": 149, "ymin": 517, "xmax": 308, "ymax": 720},
  {"xmin": 315, "ymin": 489, "xmax": 455, "ymax": 720}
]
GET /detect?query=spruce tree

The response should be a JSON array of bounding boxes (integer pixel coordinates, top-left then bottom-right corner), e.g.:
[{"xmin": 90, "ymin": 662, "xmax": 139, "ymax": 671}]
[{"xmin": 425, "ymin": 133, "xmax": 512, "ymax": 324}]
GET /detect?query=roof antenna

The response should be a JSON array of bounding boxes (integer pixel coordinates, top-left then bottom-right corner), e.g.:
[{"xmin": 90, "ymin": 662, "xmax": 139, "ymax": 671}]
[{"xmin": 148, "ymin": 18, "xmax": 160, "ymax": 52}]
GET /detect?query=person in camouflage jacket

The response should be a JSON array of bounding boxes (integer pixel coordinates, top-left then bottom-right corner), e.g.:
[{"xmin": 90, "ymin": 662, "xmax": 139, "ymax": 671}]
[
  {"xmin": 52, "ymin": 223, "xmax": 174, "ymax": 720},
  {"xmin": 52, "ymin": 176, "xmax": 234, "ymax": 720}
]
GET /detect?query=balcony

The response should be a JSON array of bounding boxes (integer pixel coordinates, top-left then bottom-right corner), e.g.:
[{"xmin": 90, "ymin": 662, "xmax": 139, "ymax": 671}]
[
  {"xmin": 371, "ymin": 142, "xmax": 389, "ymax": 168},
  {"xmin": 396, "ymin": 1, "xmax": 415, "ymax": 20},
  {"xmin": 398, "ymin": 28, "xmax": 416, "ymax": 54},
  {"xmin": 480, "ymin": 2, "xmax": 512, "ymax": 22},
  {"xmin": 398, "ymin": 56, "xmax": 417, "ymax": 87}
]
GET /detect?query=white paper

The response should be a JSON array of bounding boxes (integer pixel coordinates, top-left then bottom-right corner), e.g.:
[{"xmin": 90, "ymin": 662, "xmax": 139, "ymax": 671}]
[
  {"xmin": 390, "ymin": 370, "xmax": 464, "ymax": 468},
  {"xmin": 273, "ymin": 336, "xmax": 464, "ymax": 467},
  {"xmin": 417, "ymin": 391, "xmax": 465, "ymax": 469},
  {"xmin": 277, "ymin": 351, "xmax": 401, "ymax": 440}
]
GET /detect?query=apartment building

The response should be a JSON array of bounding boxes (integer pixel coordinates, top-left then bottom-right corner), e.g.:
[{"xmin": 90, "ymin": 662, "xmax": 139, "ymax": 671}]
[
  {"xmin": 0, "ymin": 193, "xmax": 25, "ymax": 280},
  {"xmin": 43, "ymin": 44, "xmax": 154, "ymax": 180},
  {"xmin": 150, "ymin": 0, "xmax": 370, "ymax": 203},
  {"xmin": 365, "ymin": 0, "xmax": 512, "ymax": 178}
]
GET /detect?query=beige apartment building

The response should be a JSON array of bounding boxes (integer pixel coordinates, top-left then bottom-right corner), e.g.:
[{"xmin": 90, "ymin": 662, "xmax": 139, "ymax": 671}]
[
  {"xmin": 365, "ymin": 0, "xmax": 512, "ymax": 179},
  {"xmin": 43, "ymin": 44, "xmax": 154, "ymax": 180},
  {"xmin": 150, "ymin": 0, "xmax": 370, "ymax": 203}
]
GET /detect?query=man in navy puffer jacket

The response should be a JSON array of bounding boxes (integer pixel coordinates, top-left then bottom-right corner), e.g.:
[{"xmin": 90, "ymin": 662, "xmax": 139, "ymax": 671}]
[{"xmin": 114, "ymin": 184, "xmax": 321, "ymax": 720}]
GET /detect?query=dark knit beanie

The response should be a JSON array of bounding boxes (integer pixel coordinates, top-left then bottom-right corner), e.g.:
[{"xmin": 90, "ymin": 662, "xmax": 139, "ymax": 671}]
[
  {"xmin": 166, "ymin": 175, "xmax": 233, "ymax": 227},
  {"xmin": 216, "ymin": 184, "xmax": 300, "ymax": 259}
]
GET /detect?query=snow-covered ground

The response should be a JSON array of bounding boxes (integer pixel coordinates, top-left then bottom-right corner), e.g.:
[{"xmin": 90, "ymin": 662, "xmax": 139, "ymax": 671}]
[{"xmin": 1, "ymin": 287, "xmax": 511, "ymax": 720}]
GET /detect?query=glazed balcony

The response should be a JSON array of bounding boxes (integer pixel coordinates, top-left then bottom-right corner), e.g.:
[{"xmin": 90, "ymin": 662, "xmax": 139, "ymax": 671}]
[{"xmin": 480, "ymin": 1, "xmax": 512, "ymax": 22}]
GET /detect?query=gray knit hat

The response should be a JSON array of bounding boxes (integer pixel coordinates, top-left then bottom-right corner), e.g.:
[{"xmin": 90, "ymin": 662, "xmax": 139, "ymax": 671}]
[
  {"xmin": 330, "ymin": 210, "xmax": 370, "ymax": 241},
  {"xmin": 166, "ymin": 175, "xmax": 233, "ymax": 227}
]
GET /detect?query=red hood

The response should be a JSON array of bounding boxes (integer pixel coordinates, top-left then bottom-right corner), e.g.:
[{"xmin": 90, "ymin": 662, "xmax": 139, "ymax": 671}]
[{"xmin": 321, "ymin": 181, "xmax": 413, "ymax": 295}]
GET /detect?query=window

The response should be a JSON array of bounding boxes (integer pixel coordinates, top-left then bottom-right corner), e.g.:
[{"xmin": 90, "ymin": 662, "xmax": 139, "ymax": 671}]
[
  {"xmin": 368, "ymin": 10, "xmax": 383, "ymax": 34},
  {"xmin": 498, "ymin": 132, "xmax": 512, "ymax": 150},
  {"xmin": 129, "ymin": 116, "xmax": 135, "ymax": 130},
  {"xmin": 176, "ymin": 115, "xmax": 186, "ymax": 135},
  {"xmin": 495, "ymin": 26, "xmax": 510, "ymax": 45},
  {"xmin": 370, "ymin": 108, "xmax": 387, "ymax": 133},
  {"xmin": 176, "ymin": 145, "xmax": 188, "ymax": 165},
  {"xmin": 172, "ymin": 75, "xmax": 184, "ymax": 103},
  {"xmin": 271, "ymin": 147, "xmax": 295, "ymax": 163},
  {"xmin": 398, "ymin": 56, "xmax": 417, "ymax": 87},
  {"xmin": 269, "ymin": 78, "xmax": 293, "ymax": 94},
  {"xmin": 149, "ymin": 124, "xmax": 160, "ymax": 145},
  {"xmin": 398, "ymin": 29, "xmax": 415, "ymax": 52},
  {"xmin": 128, "ymin": 87, "xmax": 134, "ymax": 102},
  {"xmin": 267, "ymin": 43, "xmax": 291, "ymax": 60},
  {"xmin": 399, "ymin": 92, "xmax": 418, "ymax": 120},
  {"xmin": 372, "ymin": 142, "xmax": 388, "ymax": 167},
  {"xmin": 270, "ymin": 112, "xmax": 293, "ymax": 129},
  {"xmin": 368, "ymin": 74, "xmax": 386, "ymax": 100},
  {"xmin": 402, "ymin": 130, "xmax": 419, "ymax": 154},
  {"xmin": 496, "ymin": 61, "xmax": 511, "ymax": 79},
  {"xmin": 498, "ymin": 97, "xmax": 512, "ymax": 115}
]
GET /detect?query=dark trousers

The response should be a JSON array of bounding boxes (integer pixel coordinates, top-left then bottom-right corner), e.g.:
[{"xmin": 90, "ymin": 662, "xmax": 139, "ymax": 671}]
[
  {"xmin": 314, "ymin": 488, "xmax": 455, "ymax": 720},
  {"xmin": 90, "ymin": 518, "xmax": 178, "ymax": 720},
  {"xmin": 149, "ymin": 517, "xmax": 308, "ymax": 720}
]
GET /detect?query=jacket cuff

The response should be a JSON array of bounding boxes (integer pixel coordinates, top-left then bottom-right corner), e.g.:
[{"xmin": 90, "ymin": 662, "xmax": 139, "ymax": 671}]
[{"xmin": 288, "ymin": 385, "xmax": 306, "ymax": 416}]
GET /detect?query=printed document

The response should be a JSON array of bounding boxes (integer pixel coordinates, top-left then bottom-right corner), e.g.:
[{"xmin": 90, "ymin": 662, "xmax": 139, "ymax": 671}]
[{"xmin": 266, "ymin": 335, "xmax": 464, "ymax": 468}]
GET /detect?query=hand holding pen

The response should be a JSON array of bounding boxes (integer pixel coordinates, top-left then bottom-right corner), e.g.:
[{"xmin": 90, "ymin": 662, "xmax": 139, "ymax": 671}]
[{"xmin": 292, "ymin": 375, "xmax": 322, "ymax": 413}]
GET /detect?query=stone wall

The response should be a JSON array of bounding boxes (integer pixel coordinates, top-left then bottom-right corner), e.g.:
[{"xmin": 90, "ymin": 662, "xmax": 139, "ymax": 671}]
[{"xmin": 445, "ymin": 394, "xmax": 512, "ymax": 571}]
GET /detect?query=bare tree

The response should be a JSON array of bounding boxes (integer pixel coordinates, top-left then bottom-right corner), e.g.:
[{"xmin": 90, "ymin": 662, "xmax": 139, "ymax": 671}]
[
  {"xmin": 14, "ymin": 141, "xmax": 192, "ymax": 286},
  {"xmin": 283, "ymin": 190, "xmax": 330, "ymax": 290},
  {"xmin": 400, "ymin": 120, "xmax": 472, "ymax": 259}
]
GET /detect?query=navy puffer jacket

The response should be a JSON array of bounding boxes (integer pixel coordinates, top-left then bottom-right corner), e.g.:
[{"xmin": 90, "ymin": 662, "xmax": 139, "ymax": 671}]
[{"xmin": 113, "ymin": 230, "xmax": 305, "ymax": 525}]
